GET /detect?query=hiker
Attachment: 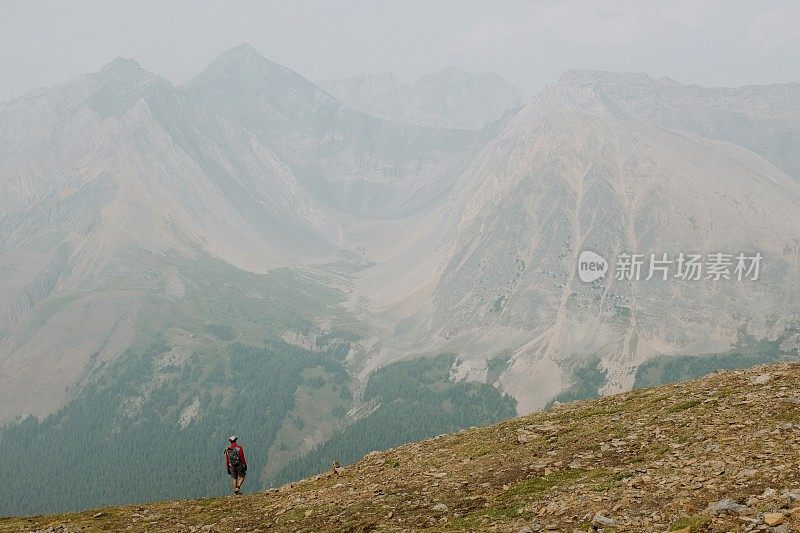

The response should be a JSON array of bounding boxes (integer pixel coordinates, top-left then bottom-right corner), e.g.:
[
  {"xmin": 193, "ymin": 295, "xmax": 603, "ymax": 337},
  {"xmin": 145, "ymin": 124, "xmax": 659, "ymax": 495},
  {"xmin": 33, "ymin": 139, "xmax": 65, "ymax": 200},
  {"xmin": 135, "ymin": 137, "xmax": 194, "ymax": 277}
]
[{"xmin": 225, "ymin": 435, "xmax": 247, "ymax": 495}]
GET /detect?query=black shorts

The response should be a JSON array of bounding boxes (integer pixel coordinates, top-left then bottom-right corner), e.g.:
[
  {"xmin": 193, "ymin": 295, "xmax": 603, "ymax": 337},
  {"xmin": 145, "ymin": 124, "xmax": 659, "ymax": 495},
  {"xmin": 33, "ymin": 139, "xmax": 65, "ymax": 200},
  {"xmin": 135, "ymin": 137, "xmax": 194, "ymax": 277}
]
[{"xmin": 229, "ymin": 465, "xmax": 246, "ymax": 478}]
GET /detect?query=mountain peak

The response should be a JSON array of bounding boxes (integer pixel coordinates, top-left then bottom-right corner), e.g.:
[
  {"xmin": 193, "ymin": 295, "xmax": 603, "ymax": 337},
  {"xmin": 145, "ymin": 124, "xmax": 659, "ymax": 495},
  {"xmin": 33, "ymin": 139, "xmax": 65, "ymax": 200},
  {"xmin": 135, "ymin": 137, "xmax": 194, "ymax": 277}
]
[
  {"xmin": 92, "ymin": 57, "xmax": 157, "ymax": 87},
  {"xmin": 184, "ymin": 42, "xmax": 330, "ymax": 106},
  {"xmin": 203, "ymin": 43, "xmax": 279, "ymax": 73},
  {"xmin": 99, "ymin": 57, "xmax": 144, "ymax": 74},
  {"xmin": 187, "ymin": 43, "xmax": 287, "ymax": 85},
  {"xmin": 181, "ymin": 42, "xmax": 338, "ymax": 127},
  {"xmin": 219, "ymin": 42, "xmax": 262, "ymax": 62}
]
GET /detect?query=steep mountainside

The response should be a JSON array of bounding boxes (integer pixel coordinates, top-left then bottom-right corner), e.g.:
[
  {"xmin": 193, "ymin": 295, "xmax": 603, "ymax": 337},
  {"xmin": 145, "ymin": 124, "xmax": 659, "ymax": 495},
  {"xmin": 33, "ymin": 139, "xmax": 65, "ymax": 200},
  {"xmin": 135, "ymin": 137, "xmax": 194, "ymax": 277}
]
[
  {"xmin": 353, "ymin": 75, "xmax": 800, "ymax": 412},
  {"xmin": 4, "ymin": 363, "xmax": 800, "ymax": 532},
  {"xmin": 320, "ymin": 67, "xmax": 522, "ymax": 130},
  {"xmin": 0, "ymin": 44, "xmax": 480, "ymax": 422}
]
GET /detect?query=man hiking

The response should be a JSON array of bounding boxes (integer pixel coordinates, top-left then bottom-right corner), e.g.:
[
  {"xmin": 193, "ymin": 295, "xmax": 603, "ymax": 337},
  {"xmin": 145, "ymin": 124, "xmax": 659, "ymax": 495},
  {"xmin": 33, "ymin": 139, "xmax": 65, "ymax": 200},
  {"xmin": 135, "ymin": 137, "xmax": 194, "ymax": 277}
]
[{"xmin": 225, "ymin": 435, "xmax": 247, "ymax": 495}]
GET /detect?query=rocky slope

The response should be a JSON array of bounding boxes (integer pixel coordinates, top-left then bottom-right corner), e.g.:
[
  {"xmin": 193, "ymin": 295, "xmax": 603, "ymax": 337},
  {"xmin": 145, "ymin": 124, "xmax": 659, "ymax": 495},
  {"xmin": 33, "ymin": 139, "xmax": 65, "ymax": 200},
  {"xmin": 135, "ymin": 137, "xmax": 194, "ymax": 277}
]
[
  {"xmin": 354, "ymin": 73, "xmax": 800, "ymax": 412},
  {"xmin": 4, "ymin": 362, "xmax": 800, "ymax": 532}
]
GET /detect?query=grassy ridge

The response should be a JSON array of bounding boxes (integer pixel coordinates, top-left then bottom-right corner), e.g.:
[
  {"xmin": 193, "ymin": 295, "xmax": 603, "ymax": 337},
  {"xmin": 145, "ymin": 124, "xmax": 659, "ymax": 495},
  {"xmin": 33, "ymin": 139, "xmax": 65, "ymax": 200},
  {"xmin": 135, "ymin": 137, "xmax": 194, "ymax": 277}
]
[{"xmin": 5, "ymin": 363, "xmax": 800, "ymax": 531}]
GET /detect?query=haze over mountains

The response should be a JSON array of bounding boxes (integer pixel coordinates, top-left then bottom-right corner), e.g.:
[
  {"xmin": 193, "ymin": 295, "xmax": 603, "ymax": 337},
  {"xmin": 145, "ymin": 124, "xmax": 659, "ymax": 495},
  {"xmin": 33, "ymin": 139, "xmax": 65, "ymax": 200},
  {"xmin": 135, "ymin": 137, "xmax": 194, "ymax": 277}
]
[
  {"xmin": 320, "ymin": 67, "xmax": 522, "ymax": 130},
  {"xmin": 1, "ymin": 43, "xmax": 799, "ymax": 514}
]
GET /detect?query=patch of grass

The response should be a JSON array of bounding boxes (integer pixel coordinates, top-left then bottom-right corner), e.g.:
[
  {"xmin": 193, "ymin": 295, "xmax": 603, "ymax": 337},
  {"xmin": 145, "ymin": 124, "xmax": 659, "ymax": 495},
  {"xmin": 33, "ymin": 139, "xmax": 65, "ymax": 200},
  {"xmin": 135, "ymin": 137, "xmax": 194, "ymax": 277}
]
[
  {"xmin": 472, "ymin": 445, "xmax": 493, "ymax": 457},
  {"xmin": 669, "ymin": 513, "xmax": 711, "ymax": 531},
  {"xmin": 673, "ymin": 433, "xmax": 692, "ymax": 444},
  {"xmin": 284, "ymin": 508, "xmax": 314, "ymax": 521},
  {"xmin": 667, "ymin": 399, "xmax": 703, "ymax": 413},
  {"xmin": 610, "ymin": 471, "xmax": 632, "ymax": 482},
  {"xmin": 712, "ymin": 387, "xmax": 734, "ymax": 398},
  {"xmin": 586, "ymin": 471, "xmax": 632, "ymax": 493},
  {"xmin": 193, "ymin": 498, "xmax": 224, "ymax": 508},
  {"xmin": 506, "ymin": 470, "xmax": 585, "ymax": 498},
  {"xmin": 774, "ymin": 404, "xmax": 800, "ymax": 423},
  {"xmin": 593, "ymin": 479, "xmax": 619, "ymax": 492},
  {"xmin": 483, "ymin": 506, "xmax": 521, "ymax": 520},
  {"xmin": 653, "ymin": 445, "xmax": 672, "ymax": 457},
  {"xmin": 570, "ymin": 405, "xmax": 626, "ymax": 421},
  {"xmin": 649, "ymin": 394, "xmax": 670, "ymax": 404},
  {"xmin": 450, "ymin": 503, "xmax": 521, "ymax": 529}
]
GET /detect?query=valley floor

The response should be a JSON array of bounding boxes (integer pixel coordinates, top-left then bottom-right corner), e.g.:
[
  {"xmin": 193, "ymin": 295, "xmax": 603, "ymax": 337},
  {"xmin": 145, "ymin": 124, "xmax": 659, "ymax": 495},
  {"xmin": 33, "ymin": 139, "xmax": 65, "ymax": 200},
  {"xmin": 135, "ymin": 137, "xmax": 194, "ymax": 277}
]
[{"xmin": 4, "ymin": 363, "xmax": 800, "ymax": 532}]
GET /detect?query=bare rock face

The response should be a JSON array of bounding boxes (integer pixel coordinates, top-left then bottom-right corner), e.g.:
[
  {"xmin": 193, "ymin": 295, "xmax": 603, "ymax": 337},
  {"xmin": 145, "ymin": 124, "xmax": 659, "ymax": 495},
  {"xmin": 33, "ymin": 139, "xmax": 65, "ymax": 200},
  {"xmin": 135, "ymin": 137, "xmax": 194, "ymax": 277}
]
[
  {"xmin": 352, "ymin": 71, "xmax": 800, "ymax": 413},
  {"xmin": 320, "ymin": 66, "xmax": 522, "ymax": 130}
]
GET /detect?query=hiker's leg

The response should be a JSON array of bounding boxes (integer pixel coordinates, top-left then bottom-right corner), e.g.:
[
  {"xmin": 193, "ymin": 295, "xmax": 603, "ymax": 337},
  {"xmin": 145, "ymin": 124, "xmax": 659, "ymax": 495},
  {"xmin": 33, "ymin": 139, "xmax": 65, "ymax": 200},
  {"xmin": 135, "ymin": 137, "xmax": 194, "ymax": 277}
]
[
  {"xmin": 236, "ymin": 474, "xmax": 245, "ymax": 489},
  {"xmin": 231, "ymin": 475, "xmax": 238, "ymax": 491}
]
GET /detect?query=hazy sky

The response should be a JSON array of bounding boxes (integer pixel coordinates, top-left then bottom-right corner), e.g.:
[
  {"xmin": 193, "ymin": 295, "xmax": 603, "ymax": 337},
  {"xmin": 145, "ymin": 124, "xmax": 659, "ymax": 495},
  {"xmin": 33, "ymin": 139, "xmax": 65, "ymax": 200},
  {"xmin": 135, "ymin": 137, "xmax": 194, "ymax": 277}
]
[{"xmin": 2, "ymin": 0, "xmax": 800, "ymax": 102}]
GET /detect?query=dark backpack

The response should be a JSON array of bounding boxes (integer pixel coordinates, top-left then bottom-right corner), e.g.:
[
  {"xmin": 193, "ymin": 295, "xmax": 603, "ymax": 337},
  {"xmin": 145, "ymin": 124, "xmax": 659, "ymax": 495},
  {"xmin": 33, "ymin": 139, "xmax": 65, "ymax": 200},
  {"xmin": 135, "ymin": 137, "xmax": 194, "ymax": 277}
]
[{"xmin": 226, "ymin": 446, "xmax": 241, "ymax": 468}]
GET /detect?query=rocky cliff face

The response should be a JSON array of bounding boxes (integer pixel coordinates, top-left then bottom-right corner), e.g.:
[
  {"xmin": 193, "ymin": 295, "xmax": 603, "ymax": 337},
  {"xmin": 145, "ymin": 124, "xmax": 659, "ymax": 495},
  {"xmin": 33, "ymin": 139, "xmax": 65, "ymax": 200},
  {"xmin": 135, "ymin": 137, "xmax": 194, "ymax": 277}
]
[
  {"xmin": 4, "ymin": 363, "xmax": 800, "ymax": 532},
  {"xmin": 353, "ymin": 72, "xmax": 800, "ymax": 412}
]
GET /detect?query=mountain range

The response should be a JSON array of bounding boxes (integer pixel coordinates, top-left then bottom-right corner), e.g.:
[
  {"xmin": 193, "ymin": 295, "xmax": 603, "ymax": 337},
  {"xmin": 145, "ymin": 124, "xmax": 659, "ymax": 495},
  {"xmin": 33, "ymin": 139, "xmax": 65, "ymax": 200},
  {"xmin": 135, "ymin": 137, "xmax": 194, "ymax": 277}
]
[{"xmin": 1, "ymin": 43, "xmax": 799, "ymax": 514}]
